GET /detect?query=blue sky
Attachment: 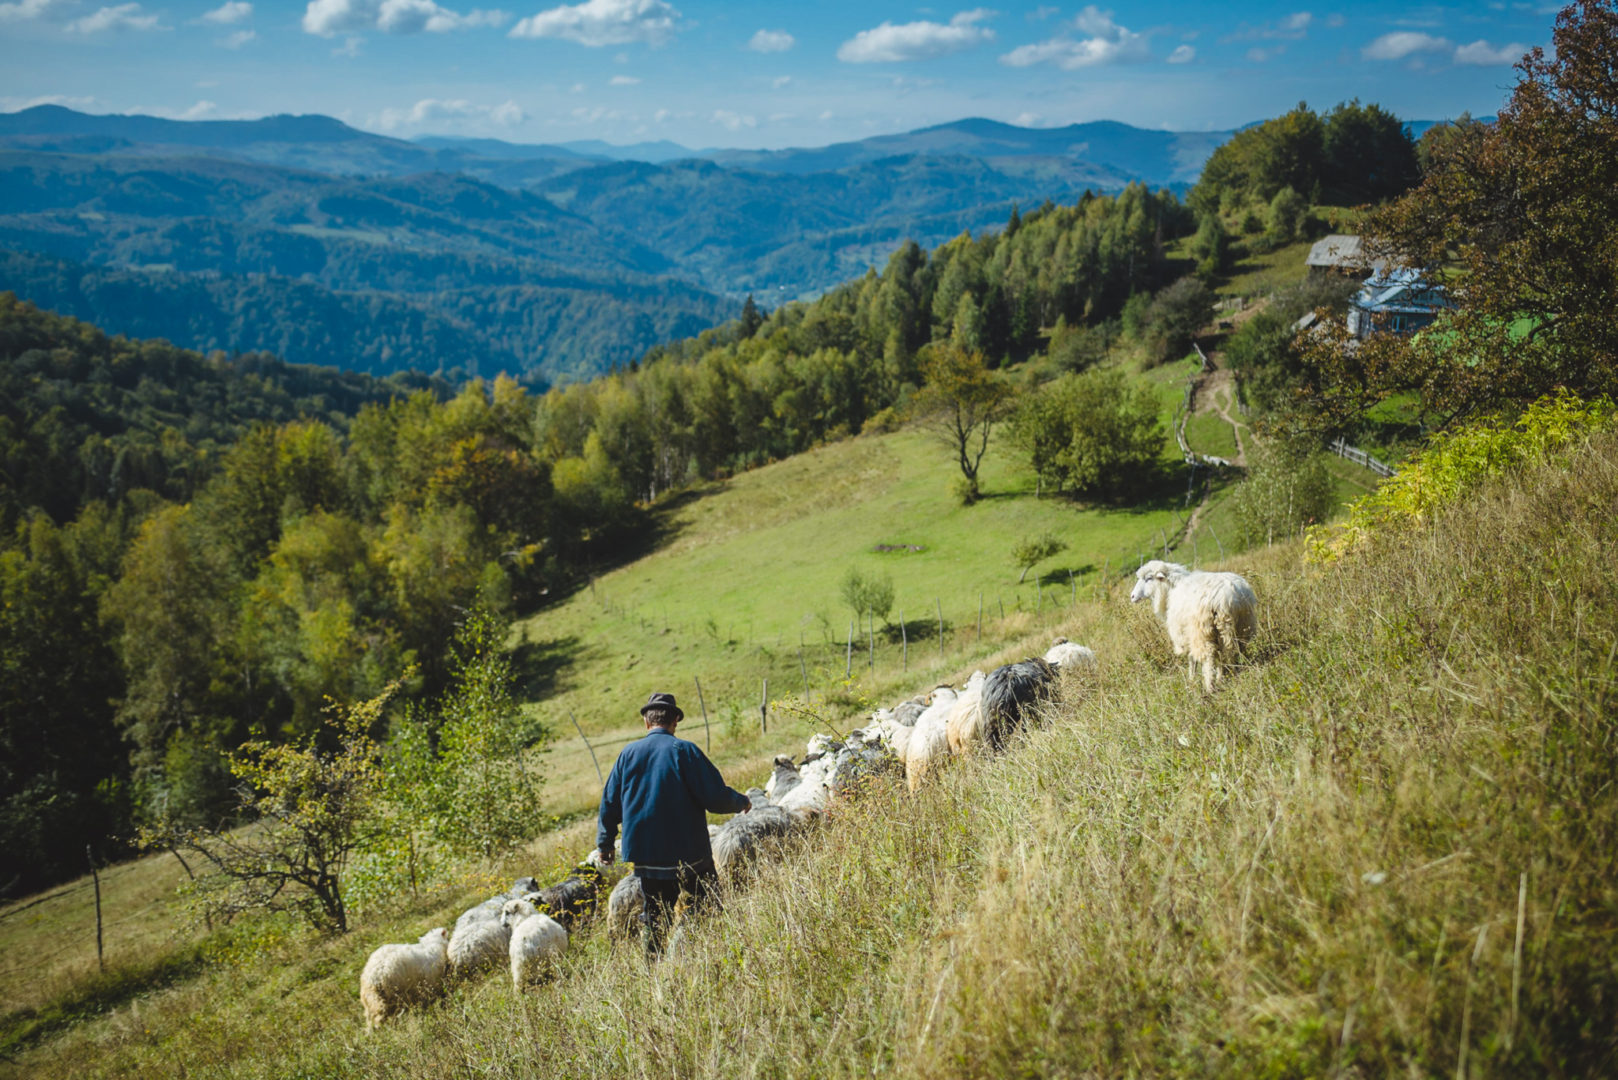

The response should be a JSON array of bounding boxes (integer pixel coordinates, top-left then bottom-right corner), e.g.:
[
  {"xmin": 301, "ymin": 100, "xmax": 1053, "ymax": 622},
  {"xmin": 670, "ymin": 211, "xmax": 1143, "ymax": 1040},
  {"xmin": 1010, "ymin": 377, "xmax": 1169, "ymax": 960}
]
[{"xmin": 0, "ymin": 0, "xmax": 1556, "ymax": 148}]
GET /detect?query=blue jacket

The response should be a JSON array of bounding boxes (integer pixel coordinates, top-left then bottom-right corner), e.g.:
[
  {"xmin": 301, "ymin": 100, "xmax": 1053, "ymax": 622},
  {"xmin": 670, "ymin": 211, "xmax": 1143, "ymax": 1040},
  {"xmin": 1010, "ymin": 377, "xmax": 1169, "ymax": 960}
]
[{"xmin": 596, "ymin": 729, "xmax": 750, "ymax": 877}]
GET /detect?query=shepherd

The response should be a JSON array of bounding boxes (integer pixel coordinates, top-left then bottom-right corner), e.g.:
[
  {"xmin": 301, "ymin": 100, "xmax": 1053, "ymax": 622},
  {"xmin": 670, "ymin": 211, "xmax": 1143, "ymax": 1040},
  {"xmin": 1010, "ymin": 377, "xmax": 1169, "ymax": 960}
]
[{"xmin": 596, "ymin": 691, "xmax": 752, "ymax": 959}]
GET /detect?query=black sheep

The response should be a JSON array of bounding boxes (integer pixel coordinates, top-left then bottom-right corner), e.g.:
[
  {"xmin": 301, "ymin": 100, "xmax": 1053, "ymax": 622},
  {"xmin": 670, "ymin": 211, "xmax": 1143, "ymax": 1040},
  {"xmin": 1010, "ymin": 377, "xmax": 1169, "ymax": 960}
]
[{"xmin": 981, "ymin": 657, "xmax": 1058, "ymax": 752}]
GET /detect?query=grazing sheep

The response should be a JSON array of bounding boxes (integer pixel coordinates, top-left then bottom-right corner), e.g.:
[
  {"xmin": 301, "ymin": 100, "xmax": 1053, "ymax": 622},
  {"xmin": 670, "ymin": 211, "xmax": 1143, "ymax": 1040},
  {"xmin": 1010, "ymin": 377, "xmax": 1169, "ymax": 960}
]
[
  {"xmin": 446, "ymin": 878, "xmax": 535, "ymax": 977},
  {"xmin": 712, "ymin": 804, "xmax": 795, "ymax": 883},
  {"xmin": 828, "ymin": 743, "xmax": 894, "ymax": 796},
  {"xmin": 1044, "ymin": 638, "xmax": 1098, "ymax": 671},
  {"xmin": 777, "ymin": 754, "xmax": 833, "ymax": 813},
  {"xmin": 764, "ymin": 756, "xmax": 801, "ymax": 802},
  {"xmin": 892, "ymin": 698, "xmax": 927, "ymax": 726},
  {"xmin": 976, "ymin": 658, "xmax": 1058, "ymax": 751},
  {"xmin": 1130, "ymin": 560, "xmax": 1258, "ymax": 692},
  {"xmin": 606, "ymin": 873, "xmax": 644, "ymax": 942},
  {"xmin": 360, "ymin": 927, "xmax": 449, "ymax": 1029},
  {"xmin": 523, "ymin": 865, "xmax": 606, "ymax": 931},
  {"xmin": 500, "ymin": 899, "xmax": 569, "ymax": 989},
  {"xmin": 904, "ymin": 683, "xmax": 963, "ymax": 791}
]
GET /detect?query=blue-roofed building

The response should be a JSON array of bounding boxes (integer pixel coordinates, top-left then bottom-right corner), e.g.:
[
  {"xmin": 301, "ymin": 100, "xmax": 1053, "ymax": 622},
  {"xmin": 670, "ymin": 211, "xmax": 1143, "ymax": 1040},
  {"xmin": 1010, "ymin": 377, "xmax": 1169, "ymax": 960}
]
[{"xmin": 1346, "ymin": 267, "xmax": 1451, "ymax": 338}]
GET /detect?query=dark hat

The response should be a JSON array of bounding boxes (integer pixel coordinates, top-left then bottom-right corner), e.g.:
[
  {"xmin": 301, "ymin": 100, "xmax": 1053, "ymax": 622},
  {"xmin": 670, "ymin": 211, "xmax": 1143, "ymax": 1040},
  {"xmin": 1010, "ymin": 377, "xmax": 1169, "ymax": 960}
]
[{"xmin": 640, "ymin": 691, "xmax": 684, "ymax": 722}]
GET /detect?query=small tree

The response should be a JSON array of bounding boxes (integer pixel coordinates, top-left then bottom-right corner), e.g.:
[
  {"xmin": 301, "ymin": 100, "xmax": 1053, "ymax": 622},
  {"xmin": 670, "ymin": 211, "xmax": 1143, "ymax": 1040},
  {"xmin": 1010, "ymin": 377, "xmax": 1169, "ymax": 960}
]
[
  {"xmin": 1264, "ymin": 185, "xmax": 1308, "ymax": 248},
  {"xmin": 840, "ymin": 567, "xmax": 895, "ymax": 625},
  {"xmin": 915, "ymin": 344, "xmax": 1012, "ymax": 502},
  {"xmin": 1142, "ymin": 277, "xmax": 1215, "ymax": 366},
  {"xmin": 1231, "ymin": 438, "xmax": 1336, "ymax": 548},
  {"xmin": 1189, "ymin": 213, "xmax": 1230, "ymax": 277},
  {"xmin": 1011, "ymin": 533, "xmax": 1067, "ymax": 584},
  {"xmin": 145, "ymin": 680, "xmax": 402, "ymax": 933}
]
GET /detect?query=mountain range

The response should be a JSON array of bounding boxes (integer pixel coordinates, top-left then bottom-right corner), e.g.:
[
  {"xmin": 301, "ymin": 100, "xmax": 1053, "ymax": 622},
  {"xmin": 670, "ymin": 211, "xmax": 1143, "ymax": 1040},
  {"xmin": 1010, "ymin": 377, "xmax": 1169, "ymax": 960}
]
[{"xmin": 0, "ymin": 105, "xmax": 1245, "ymax": 381}]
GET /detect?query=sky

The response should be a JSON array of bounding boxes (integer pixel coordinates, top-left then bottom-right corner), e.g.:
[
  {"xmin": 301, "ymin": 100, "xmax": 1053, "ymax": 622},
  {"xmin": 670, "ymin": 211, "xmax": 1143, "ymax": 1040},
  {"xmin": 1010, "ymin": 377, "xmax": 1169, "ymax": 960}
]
[{"xmin": 0, "ymin": 0, "xmax": 1558, "ymax": 149}]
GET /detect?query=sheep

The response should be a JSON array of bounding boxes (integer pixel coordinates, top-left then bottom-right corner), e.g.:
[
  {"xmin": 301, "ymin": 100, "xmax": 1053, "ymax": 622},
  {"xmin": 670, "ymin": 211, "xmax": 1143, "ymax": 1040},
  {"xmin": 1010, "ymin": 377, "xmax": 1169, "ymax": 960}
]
[
  {"xmin": 1044, "ymin": 638, "xmax": 1097, "ymax": 671},
  {"xmin": 606, "ymin": 873, "xmax": 644, "ymax": 943},
  {"xmin": 977, "ymin": 658, "xmax": 1058, "ymax": 751},
  {"xmin": 522, "ymin": 864, "xmax": 607, "ymax": 931},
  {"xmin": 1130, "ymin": 559, "xmax": 1257, "ymax": 693},
  {"xmin": 359, "ymin": 927, "xmax": 449, "ymax": 1029},
  {"xmin": 829, "ymin": 742, "xmax": 894, "ymax": 796},
  {"xmin": 764, "ymin": 756, "xmax": 801, "ymax": 802},
  {"xmin": 892, "ymin": 698, "xmax": 927, "ymax": 726},
  {"xmin": 446, "ymin": 878, "xmax": 536, "ymax": 977},
  {"xmin": 776, "ymin": 754, "xmax": 833, "ymax": 813},
  {"xmin": 711, "ymin": 803, "xmax": 795, "ymax": 883},
  {"xmin": 500, "ymin": 899, "xmax": 569, "ymax": 989},
  {"xmin": 904, "ymin": 683, "xmax": 962, "ymax": 791}
]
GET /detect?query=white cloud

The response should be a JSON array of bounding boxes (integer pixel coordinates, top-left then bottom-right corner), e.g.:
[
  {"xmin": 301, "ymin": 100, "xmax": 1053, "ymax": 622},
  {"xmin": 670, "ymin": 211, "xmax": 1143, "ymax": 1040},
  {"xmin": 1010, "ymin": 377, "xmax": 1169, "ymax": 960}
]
[
  {"xmin": 179, "ymin": 100, "xmax": 217, "ymax": 119},
  {"xmin": 1325, "ymin": 13, "xmax": 1345, "ymax": 28},
  {"xmin": 1453, "ymin": 38, "xmax": 1527, "ymax": 65},
  {"xmin": 378, "ymin": 97, "xmax": 526, "ymax": 129},
  {"xmin": 1014, "ymin": 111, "xmax": 1041, "ymax": 126},
  {"xmin": 68, "ymin": 3, "xmax": 163, "ymax": 32},
  {"xmin": 1361, "ymin": 31, "xmax": 1451, "ymax": 60},
  {"xmin": 1224, "ymin": 11, "xmax": 1312, "ymax": 42},
  {"xmin": 1166, "ymin": 43, "xmax": 1194, "ymax": 63},
  {"xmin": 711, "ymin": 109, "xmax": 756, "ymax": 130},
  {"xmin": 221, "ymin": 27, "xmax": 255, "ymax": 46},
  {"xmin": 509, "ymin": 0, "xmax": 678, "ymax": 46},
  {"xmin": 302, "ymin": 0, "xmax": 507, "ymax": 36},
  {"xmin": 333, "ymin": 33, "xmax": 362, "ymax": 54},
  {"xmin": 818, "ymin": 109, "xmax": 834, "ymax": 121},
  {"xmin": 569, "ymin": 81, "xmax": 585, "ymax": 93},
  {"xmin": 1246, "ymin": 45, "xmax": 1284, "ymax": 62},
  {"xmin": 838, "ymin": 9, "xmax": 994, "ymax": 63},
  {"xmin": 0, "ymin": 0, "xmax": 67, "ymax": 22},
  {"xmin": 1028, "ymin": 5, "xmax": 1058, "ymax": 19},
  {"xmin": 999, "ymin": 6, "xmax": 1145, "ymax": 69},
  {"xmin": 609, "ymin": 73, "xmax": 640, "ymax": 84},
  {"xmin": 201, "ymin": 1, "xmax": 252, "ymax": 24},
  {"xmin": 772, "ymin": 74, "xmax": 791, "ymax": 88},
  {"xmin": 748, "ymin": 27, "xmax": 792, "ymax": 52}
]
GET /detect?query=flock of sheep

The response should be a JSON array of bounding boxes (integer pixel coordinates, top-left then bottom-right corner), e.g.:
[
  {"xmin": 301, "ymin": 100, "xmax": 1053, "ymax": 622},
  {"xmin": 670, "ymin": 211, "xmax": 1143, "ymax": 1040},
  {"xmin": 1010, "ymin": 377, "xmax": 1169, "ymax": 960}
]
[{"xmin": 358, "ymin": 559, "xmax": 1257, "ymax": 1028}]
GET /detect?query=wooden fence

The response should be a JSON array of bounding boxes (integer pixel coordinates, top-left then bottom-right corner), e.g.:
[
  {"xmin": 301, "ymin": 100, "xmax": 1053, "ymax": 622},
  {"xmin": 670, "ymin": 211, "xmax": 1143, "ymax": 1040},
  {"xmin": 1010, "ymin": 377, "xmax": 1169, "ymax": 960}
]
[{"xmin": 1328, "ymin": 438, "xmax": 1397, "ymax": 477}]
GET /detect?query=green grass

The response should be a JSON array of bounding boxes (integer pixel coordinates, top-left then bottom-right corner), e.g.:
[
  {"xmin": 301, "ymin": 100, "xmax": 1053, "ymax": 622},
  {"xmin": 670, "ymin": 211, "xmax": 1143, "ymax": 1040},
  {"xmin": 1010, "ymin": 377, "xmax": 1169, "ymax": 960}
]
[
  {"xmin": 9, "ymin": 424, "xmax": 1614, "ymax": 1079},
  {"xmin": 1184, "ymin": 410, "xmax": 1240, "ymax": 460}
]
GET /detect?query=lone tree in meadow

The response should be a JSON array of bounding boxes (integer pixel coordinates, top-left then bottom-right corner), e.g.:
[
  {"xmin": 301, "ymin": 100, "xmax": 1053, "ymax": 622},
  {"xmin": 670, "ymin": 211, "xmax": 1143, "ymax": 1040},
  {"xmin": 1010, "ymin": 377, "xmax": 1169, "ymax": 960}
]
[
  {"xmin": 1011, "ymin": 533, "xmax": 1068, "ymax": 584},
  {"xmin": 915, "ymin": 344, "xmax": 1012, "ymax": 503},
  {"xmin": 841, "ymin": 567, "xmax": 895, "ymax": 626}
]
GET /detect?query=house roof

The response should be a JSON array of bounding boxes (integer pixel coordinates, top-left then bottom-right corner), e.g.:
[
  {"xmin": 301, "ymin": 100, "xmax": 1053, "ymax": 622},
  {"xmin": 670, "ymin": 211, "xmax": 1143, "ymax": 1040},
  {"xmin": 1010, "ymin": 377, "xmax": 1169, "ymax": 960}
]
[{"xmin": 1306, "ymin": 234, "xmax": 1390, "ymax": 273}]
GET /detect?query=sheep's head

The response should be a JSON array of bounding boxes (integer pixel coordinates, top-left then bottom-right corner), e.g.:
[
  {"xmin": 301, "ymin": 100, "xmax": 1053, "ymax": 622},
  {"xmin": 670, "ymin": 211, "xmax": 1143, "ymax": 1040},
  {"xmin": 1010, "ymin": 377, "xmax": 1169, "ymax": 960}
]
[
  {"xmin": 1131, "ymin": 561, "xmax": 1189, "ymax": 613},
  {"xmin": 420, "ymin": 927, "xmax": 450, "ymax": 950},
  {"xmin": 500, "ymin": 898, "xmax": 537, "ymax": 927}
]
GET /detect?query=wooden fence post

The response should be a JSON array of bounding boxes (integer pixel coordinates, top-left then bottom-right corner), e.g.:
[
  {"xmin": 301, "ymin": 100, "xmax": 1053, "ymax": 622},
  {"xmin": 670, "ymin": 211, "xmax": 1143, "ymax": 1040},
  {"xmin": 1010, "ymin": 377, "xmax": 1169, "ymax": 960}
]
[
  {"xmin": 1069, "ymin": 569, "xmax": 1076, "ymax": 607},
  {"xmin": 936, "ymin": 598, "xmax": 944, "ymax": 657},
  {"xmin": 760, "ymin": 680, "xmax": 768, "ymax": 734},
  {"xmin": 568, "ymin": 711, "xmax": 602, "ymax": 785},
  {"xmin": 799, "ymin": 647, "xmax": 809, "ymax": 699},
  {"xmin": 846, "ymin": 620, "xmax": 853, "ymax": 678},
  {"xmin": 695, "ymin": 677, "xmax": 711, "ymax": 752},
  {"xmin": 900, "ymin": 609, "xmax": 907, "ymax": 670},
  {"xmin": 87, "ymin": 845, "xmax": 103, "ymax": 973},
  {"xmin": 977, "ymin": 593, "xmax": 983, "ymax": 642}
]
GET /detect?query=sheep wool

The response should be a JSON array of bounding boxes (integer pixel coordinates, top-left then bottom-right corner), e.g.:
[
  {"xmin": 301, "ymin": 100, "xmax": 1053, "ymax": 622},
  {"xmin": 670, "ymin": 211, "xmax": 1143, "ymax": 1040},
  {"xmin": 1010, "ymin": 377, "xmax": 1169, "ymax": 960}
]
[
  {"xmin": 500, "ymin": 899, "xmax": 569, "ymax": 990},
  {"xmin": 606, "ymin": 872, "xmax": 644, "ymax": 942},
  {"xmin": 904, "ymin": 683, "xmax": 962, "ymax": 791},
  {"xmin": 1043, "ymin": 639, "xmax": 1097, "ymax": 671},
  {"xmin": 712, "ymin": 804, "xmax": 795, "ymax": 883},
  {"xmin": 1131, "ymin": 559, "xmax": 1258, "ymax": 692},
  {"xmin": 359, "ymin": 927, "xmax": 449, "ymax": 1029}
]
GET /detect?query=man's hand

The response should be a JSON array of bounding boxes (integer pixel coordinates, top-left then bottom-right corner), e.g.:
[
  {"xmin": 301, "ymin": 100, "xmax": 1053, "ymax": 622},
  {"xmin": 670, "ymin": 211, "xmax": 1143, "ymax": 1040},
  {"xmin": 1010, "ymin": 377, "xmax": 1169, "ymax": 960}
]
[
  {"xmin": 597, "ymin": 846, "xmax": 615, "ymax": 866},
  {"xmin": 737, "ymin": 802, "xmax": 751, "ymax": 814}
]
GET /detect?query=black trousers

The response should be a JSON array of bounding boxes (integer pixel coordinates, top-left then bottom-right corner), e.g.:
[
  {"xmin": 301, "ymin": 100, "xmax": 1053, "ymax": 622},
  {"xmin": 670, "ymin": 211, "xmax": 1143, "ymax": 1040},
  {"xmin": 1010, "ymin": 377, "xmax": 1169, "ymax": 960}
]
[{"xmin": 636, "ymin": 860, "xmax": 718, "ymax": 959}]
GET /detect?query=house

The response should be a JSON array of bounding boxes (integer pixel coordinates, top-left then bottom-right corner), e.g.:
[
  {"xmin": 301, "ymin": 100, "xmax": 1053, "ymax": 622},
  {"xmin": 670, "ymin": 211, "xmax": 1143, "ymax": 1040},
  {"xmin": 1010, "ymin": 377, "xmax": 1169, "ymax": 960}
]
[
  {"xmin": 1346, "ymin": 266, "xmax": 1450, "ymax": 337},
  {"xmin": 1305, "ymin": 234, "xmax": 1387, "ymax": 278}
]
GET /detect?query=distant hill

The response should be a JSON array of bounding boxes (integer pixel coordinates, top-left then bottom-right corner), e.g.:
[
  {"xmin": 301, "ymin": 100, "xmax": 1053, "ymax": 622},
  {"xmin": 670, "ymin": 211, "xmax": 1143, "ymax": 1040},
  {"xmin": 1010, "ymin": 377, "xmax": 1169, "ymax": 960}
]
[{"xmin": 0, "ymin": 105, "xmax": 1293, "ymax": 374}]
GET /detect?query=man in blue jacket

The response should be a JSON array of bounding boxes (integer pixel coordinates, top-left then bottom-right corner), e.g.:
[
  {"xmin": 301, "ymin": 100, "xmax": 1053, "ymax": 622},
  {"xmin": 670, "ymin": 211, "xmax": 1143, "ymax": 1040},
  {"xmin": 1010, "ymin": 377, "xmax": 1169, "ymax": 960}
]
[{"xmin": 596, "ymin": 691, "xmax": 751, "ymax": 958}]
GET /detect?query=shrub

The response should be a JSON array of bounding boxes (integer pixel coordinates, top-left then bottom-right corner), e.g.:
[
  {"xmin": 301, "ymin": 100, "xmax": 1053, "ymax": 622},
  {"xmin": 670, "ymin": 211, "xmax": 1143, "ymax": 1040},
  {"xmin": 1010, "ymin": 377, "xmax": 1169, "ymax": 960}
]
[
  {"xmin": 1230, "ymin": 439, "xmax": 1335, "ymax": 549},
  {"xmin": 840, "ymin": 567, "xmax": 895, "ymax": 624},
  {"xmin": 1307, "ymin": 390, "xmax": 1616, "ymax": 561}
]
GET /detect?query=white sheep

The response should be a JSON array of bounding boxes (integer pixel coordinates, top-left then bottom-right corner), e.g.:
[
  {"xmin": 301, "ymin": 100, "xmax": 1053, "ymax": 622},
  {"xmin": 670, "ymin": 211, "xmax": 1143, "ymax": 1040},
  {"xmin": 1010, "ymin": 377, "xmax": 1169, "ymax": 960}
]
[
  {"xmin": 359, "ymin": 927, "xmax": 449, "ymax": 1029},
  {"xmin": 943, "ymin": 670, "xmax": 990, "ymax": 757},
  {"xmin": 500, "ymin": 899, "xmax": 569, "ymax": 989},
  {"xmin": 904, "ymin": 683, "xmax": 963, "ymax": 791},
  {"xmin": 776, "ymin": 755, "xmax": 833, "ymax": 814},
  {"xmin": 1130, "ymin": 559, "xmax": 1257, "ymax": 692},
  {"xmin": 712, "ymin": 804, "xmax": 795, "ymax": 883},
  {"xmin": 1043, "ymin": 638, "xmax": 1097, "ymax": 671},
  {"xmin": 446, "ymin": 878, "xmax": 534, "ymax": 977},
  {"xmin": 607, "ymin": 872, "xmax": 644, "ymax": 942}
]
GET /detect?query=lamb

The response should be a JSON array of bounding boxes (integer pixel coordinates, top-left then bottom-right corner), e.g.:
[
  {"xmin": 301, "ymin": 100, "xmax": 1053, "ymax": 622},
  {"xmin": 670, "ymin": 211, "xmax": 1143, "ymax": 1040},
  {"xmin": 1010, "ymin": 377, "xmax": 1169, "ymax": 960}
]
[
  {"xmin": 446, "ymin": 878, "xmax": 537, "ymax": 977},
  {"xmin": 904, "ymin": 683, "xmax": 962, "ymax": 791},
  {"xmin": 359, "ymin": 927, "xmax": 449, "ymax": 1029},
  {"xmin": 500, "ymin": 899, "xmax": 569, "ymax": 989},
  {"xmin": 1130, "ymin": 559, "xmax": 1257, "ymax": 692},
  {"xmin": 606, "ymin": 872, "xmax": 644, "ymax": 942},
  {"xmin": 711, "ymin": 803, "xmax": 795, "ymax": 883},
  {"xmin": 1043, "ymin": 638, "xmax": 1097, "ymax": 671}
]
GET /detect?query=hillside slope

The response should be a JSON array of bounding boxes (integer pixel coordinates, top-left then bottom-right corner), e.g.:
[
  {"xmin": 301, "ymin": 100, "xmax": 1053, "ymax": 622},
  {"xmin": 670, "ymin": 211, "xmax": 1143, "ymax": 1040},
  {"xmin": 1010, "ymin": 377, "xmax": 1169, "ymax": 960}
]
[{"xmin": 8, "ymin": 400, "xmax": 1614, "ymax": 1077}]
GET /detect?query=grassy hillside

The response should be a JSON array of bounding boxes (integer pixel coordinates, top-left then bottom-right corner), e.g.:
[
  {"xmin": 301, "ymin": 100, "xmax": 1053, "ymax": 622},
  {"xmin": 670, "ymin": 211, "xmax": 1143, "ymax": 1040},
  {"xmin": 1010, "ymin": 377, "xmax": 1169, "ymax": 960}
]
[{"xmin": 6, "ymin": 406, "xmax": 1614, "ymax": 1078}]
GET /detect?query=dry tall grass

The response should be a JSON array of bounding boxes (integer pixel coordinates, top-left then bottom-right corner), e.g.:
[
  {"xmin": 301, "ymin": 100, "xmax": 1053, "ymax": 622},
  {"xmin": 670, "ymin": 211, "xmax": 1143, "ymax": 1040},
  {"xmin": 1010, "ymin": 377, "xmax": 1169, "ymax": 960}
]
[{"xmin": 9, "ymin": 431, "xmax": 1617, "ymax": 1078}]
